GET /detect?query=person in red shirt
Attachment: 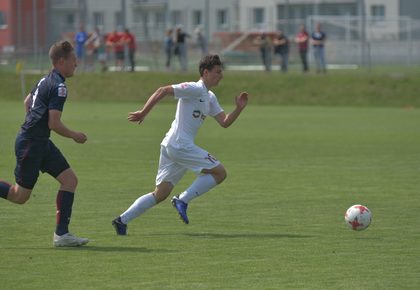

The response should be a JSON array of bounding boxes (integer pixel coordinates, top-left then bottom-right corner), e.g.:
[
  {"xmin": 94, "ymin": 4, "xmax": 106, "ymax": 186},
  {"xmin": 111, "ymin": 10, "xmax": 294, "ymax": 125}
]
[
  {"xmin": 106, "ymin": 29, "xmax": 125, "ymax": 71},
  {"xmin": 122, "ymin": 28, "xmax": 137, "ymax": 72},
  {"xmin": 295, "ymin": 24, "xmax": 309, "ymax": 73}
]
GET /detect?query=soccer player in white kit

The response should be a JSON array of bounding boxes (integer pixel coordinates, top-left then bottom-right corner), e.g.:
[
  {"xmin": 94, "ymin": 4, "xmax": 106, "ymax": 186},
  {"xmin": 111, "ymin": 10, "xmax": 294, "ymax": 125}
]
[{"xmin": 112, "ymin": 54, "xmax": 248, "ymax": 235}]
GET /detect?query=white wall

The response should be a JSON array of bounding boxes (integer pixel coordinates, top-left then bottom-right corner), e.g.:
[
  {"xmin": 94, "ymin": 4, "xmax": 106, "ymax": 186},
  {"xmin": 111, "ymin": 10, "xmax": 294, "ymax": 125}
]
[{"xmin": 365, "ymin": 0, "xmax": 400, "ymax": 39}]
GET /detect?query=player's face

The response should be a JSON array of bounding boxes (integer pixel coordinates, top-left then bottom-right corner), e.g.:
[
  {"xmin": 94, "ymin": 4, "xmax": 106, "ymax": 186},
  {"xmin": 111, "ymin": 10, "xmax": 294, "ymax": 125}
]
[
  {"xmin": 62, "ymin": 53, "xmax": 77, "ymax": 78},
  {"xmin": 205, "ymin": 65, "xmax": 223, "ymax": 88}
]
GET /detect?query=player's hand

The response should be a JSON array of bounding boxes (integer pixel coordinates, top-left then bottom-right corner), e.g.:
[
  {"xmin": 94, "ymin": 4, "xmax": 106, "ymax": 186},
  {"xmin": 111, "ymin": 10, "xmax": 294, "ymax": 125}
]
[
  {"xmin": 73, "ymin": 132, "xmax": 87, "ymax": 144},
  {"xmin": 128, "ymin": 110, "xmax": 146, "ymax": 124},
  {"xmin": 235, "ymin": 92, "xmax": 248, "ymax": 110}
]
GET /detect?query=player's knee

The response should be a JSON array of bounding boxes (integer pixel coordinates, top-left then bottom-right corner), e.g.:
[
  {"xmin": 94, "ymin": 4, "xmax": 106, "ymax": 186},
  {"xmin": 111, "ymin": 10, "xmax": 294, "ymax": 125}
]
[
  {"xmin": 10, "ymin": 187, "xmax": 31, "ymax": 204},
  {"xmin": 153, "ymin": 192, "xmax": 166, "ymax": 204},
  {"xmin": 154, "ymin": 183, "xmax": 173, "ymax": 203},
  {"xmin": 67, "ymin": 175, "xmax": 78, "ymax": 188},
  {"xmin": 60, "ymin": 174, "xmax": 78, "ymax": 192},
  {"xmin": 215, "ymin": 168, "xmax": 227, "ymax": 184},
  {"xmin": 220, "ymin": 170, "xmax": 227, "ymax": 183},
  {"xmin": 15, "ymin": 194, "xmax": 31, "ymax": 204},
  {"xmin": 153, "ymin": 191, "xmax": 170, "ymax": 204}
]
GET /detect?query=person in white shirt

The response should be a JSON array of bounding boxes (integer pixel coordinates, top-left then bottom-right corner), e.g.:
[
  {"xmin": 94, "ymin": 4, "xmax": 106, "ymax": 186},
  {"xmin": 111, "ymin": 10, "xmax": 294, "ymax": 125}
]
[{"xmin": 112, "ymin": 54, "xmax": 248, "ymax": 234}]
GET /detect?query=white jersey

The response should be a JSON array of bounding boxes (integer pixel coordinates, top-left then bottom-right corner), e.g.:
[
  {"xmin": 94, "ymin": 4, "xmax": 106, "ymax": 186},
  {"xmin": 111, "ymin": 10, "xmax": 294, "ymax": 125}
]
[{"xmin": 161, "ymin": 79, "xmax": 223, "ymax": 148}]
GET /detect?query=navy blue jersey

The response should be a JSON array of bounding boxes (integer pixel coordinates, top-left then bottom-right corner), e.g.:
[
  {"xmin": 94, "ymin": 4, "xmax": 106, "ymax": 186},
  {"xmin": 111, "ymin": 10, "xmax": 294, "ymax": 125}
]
[
  {"xmin": 311, "ymin": 31, "xmax": 326, "ymax": 47},
  {"xmin": 20, "ymin": 69, "xmax": 67, "ymax": 139}
]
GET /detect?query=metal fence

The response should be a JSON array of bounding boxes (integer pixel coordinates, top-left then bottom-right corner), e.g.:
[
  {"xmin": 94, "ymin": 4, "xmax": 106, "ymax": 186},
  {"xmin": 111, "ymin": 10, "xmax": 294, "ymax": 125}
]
[{"xmin": 2, "ymin": 14, "xmax": 420, "ymax": 72}]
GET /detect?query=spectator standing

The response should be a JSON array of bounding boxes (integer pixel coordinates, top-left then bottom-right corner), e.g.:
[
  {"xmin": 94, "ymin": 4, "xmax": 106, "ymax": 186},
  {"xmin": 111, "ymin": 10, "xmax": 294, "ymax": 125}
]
[
  {"xmin": 175, "ymin": 27, "xmax": 190, "ymax": 71},
  {"xmin": 311, "ymin": 23, "xmax": 327, "ymax": 73},
  {"xmin": 295, "ymin": 24, "xmax": 309, "ymax": 73},
  {"xmin": 163, "ymin": 28, "xmax": 174, "ymax": 70},
  {"xmin": 85, "ymin": 27, "xmax": 101, "ymax": 71},
  {"xmin": 97, "ymin": 32, "xmax": 108, "ymax": 72},
  {"xmin": 195, "ymin": 27, "xmax": 208, "ymax": 57},
  {"xmin": 74, "ymin": 24, "xmax": 88, "ymax": 70},
  {"xmin": 122, "ymin": 28, "xmax": 137, "ymax": 72},
  {"xmin": 254, "ymin": 32, "xmax": 272, "ymax": 72},
  {"xmin": 273, "ymin": 30, "xmax": 290, "ymax": 73},
  {"xmin": 106, "ymin": 29, "xmax": 125, "ymax": 71}
]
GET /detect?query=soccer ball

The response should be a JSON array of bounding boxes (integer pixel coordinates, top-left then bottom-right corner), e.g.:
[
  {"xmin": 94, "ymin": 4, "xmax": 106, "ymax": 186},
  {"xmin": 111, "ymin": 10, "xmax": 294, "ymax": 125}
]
[{"xmin": 344, "ymin": 205, "xmax": 372, "ymax": 231}]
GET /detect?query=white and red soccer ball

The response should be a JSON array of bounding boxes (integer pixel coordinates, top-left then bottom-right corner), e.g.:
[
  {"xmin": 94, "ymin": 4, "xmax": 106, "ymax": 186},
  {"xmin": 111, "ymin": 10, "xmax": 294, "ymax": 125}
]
[{"xmin": 345, "ymin": 205, "xmax": 372, "ymax": 231}]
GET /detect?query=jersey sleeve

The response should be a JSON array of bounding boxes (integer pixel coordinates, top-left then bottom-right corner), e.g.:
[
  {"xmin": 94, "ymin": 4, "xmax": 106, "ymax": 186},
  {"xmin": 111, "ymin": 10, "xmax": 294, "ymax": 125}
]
[
  {"xmin": 172, "ymin": 82, "xmax": 202, "ymax": 100},
  {"xmin": 48, "ymin": 83, "xmax": 67, "ymax": 112},
  {"xmin": 208, "ymin": 92, "xmax": 224, "ymax": 117}
]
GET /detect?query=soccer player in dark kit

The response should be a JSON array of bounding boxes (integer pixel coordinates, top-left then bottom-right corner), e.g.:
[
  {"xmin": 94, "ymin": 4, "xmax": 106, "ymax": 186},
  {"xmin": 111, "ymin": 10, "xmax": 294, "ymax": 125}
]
[{"xmin": 0, "ymin": 40, "xmax": 89, "ymax": 247}]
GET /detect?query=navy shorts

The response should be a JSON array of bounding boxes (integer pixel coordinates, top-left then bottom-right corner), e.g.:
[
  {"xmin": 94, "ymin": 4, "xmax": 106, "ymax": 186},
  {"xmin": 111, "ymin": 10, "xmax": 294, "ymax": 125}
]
[{"xmin": 14, "ymin": 134, "xmax": 70, "ymax": 189}]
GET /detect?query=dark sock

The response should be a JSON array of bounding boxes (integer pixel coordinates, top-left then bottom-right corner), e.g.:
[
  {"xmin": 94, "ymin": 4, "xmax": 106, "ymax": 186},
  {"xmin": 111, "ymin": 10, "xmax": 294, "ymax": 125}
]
[
  {"xmin": 55, "ymin": 190, "xmax": 75, "ymax": 236},
  {"xmin": 0, "ymin": 181, "xmax": 11, "ymax": 199}
]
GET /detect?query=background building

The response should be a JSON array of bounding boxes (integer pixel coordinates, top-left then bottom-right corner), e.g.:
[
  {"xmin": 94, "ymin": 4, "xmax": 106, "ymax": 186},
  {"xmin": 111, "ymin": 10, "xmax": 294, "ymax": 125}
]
[
  {"xmin": 1, "ymin": 0, "xmax": 420, "ymax": 68},
  {"xmin": 0, "ymin": 0, "xmax": 47, "ymax": 57}
]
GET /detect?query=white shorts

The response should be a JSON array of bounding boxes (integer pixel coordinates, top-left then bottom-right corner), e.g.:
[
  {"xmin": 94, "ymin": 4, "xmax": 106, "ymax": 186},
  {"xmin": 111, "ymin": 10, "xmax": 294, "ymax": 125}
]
[{"xmin": 155, "ymin": 144, "xmax": 220, "ymax": 186}]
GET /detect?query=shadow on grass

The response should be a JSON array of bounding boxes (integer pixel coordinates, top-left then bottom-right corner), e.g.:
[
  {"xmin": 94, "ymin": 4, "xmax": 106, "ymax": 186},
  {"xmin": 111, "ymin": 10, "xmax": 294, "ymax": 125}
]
[
  {"xmin": 54, "ymin": 246, "xmax": 178, "ymax": 253},
  {"xmin": 1, "ymin": 246, "xmax": 177, "ymax": 253},
  {"xmin": 183, "ymin": 232, "xmax": 313, "ymax": 239},
  {"xmin": 57, "ymin": 246, "xmax": 174, "ymax": 252}
]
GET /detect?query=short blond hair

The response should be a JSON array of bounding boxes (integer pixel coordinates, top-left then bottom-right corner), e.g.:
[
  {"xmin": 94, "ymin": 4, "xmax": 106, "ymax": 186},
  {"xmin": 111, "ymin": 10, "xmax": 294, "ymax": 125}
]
[{"xmin": 49, "ymin": 40, "xmax": 74, "ymax": 64}]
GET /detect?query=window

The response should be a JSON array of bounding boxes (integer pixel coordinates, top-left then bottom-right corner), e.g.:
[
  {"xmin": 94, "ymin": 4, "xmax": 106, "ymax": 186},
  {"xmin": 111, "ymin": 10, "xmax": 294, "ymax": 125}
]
[
  {"xmin": 319, "ymin": 3, "xmax": 357, "ymax": 16},
  {"xmin": 133, "ymin": 10, "xmax": 142, "ymax": 23},
  {"xmin": 115, "ymin": 11, "xmax": 122, "ymax": 27},
  {"xmin": 93, "ymin": 12, "xmax": 104, "ymax": 27},
  {"xmin": 217, "ymin": 9, "xmax": 228, "ymax": 30},
  {"xmin": 371, "ymin": 5, "xmax": 385, "ymax": 18},
  {"xmin": 253, "ymin": 8, "xmax": 264, "ymax": 26},
  {"xmin": 66, "ymin": 13, "xmax": 75, "ymax": 26},
  {"xmin": 0, "ymin": 11, "xmax": 7, "ymax": 29},
  {"xmin": 156, "ymin": 12, "xmax": 165, "ymax": 25},
  {"xmin": 193, "ymin": 10, "xmax": 202, "ymax": 27},
  {"xmin": 289, "ymin": 5, "xmax": 313, "ymax": 19},
  {"xmin": 171, "ymin": 10, "xmax": 182, "ymax": 26}
]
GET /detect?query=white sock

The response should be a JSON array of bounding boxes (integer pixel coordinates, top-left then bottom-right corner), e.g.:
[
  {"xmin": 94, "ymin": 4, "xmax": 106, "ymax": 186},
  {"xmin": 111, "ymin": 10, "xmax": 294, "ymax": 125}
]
[
  {"xmin": 120, "ymin": 192, "xmax": 156, "ymax": 224},
  {"xmin": 179, "ymin": 174, "xmax": 217, "ymax": 203}
]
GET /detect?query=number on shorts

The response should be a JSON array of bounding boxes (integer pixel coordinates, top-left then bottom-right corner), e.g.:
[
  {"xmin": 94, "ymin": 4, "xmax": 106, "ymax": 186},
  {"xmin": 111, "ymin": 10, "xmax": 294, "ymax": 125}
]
[{"xmin": 205, "ymin": 153, "xmax": 218, "ymax": 164}]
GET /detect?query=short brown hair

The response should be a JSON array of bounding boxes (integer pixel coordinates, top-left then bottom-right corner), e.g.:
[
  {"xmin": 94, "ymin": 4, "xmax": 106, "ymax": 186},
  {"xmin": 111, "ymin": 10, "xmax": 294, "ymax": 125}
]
[
  {"xmin": 199, "ymin": 54, "xmax": 223, "ymax": 76},
  {"xmin": 49, "ymin": 40, "xmax": 74, "ymax": 64}
]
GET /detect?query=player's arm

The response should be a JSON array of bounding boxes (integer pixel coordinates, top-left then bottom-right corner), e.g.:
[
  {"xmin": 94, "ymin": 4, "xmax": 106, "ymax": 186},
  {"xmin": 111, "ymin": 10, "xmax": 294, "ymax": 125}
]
[
  {"xmin": 214, "ymin": 92, "xmax": 248, "ymax": 128},
  {"xmin": 24, "ymin": 93, "xmax": 32, "ymax": 113},
  {"xmin": 48, "ymin": 110, "xmax": 87, "ymax": 143},
  {"xmin": 128, "ymin": 85, "xmax": 174, "ymax": 123}
]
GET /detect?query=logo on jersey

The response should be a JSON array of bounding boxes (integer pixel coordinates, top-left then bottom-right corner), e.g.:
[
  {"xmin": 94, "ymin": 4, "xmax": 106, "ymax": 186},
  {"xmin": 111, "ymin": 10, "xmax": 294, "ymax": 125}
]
[
  {"xmin": 192, "ymin": 110, "xmax": 201, "ymax": 118},
  {"xmin": 58, "ymin": 84, "xmax": 67, "ymax": 97},
  {"xmin": 192, "ymin": 110, "xmax": 207, "ymax": 120}
]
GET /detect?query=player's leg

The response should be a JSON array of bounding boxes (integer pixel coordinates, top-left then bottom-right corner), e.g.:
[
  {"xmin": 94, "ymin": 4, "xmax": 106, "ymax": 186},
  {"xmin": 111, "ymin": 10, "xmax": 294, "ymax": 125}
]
[
  {"xmin": 170, "ymin": 146, "xmax": 225, "ymax": 224},
  {"xmin": 44, "ymin": 141, "xmax": 88, "ymax": 246},
  {"xmin": 55, "ymin": 168, "xmax": 77, "ymax": 235},
  {"xmin": 1, "ymin": 135, "xmax": 41, "ymax": 204},
  {"xmin": 0, "ymin": 180, "xmax": 11, "ymax": 200},
  {"xmin": 172, "ymin": 164, "xmax": 225, "ymax": 225},
  {"xmin": 52, "ymin": 167, "xmax": 88, "ymax": 246},
  {"xmin": 52, "ymin": 167, "xmax": 86, "ymax": 245},
  {"xmin": 117, "ymin": 181, "xmax": 173, "ymax": 226},
  {"xmin": 176, "ymin": 146, "xmax": 226, "ymax": 204},
  {"xmin": 112, "ymin": 146, "xmax": 185, "ymax": 235},
  {"xmin": 0, "ymin": 181, "xmax": 32, "ymax": 204},
  {"xmin": 176, "ymin": 164, "xmax": 225, "ymax": 204}
]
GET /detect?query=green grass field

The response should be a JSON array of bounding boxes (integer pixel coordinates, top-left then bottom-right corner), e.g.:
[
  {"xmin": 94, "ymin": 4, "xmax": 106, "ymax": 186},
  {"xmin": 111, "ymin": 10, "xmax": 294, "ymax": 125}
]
[{"xmin": 1, "ymin": 70, "xmax": 420, "ymax": 289}]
